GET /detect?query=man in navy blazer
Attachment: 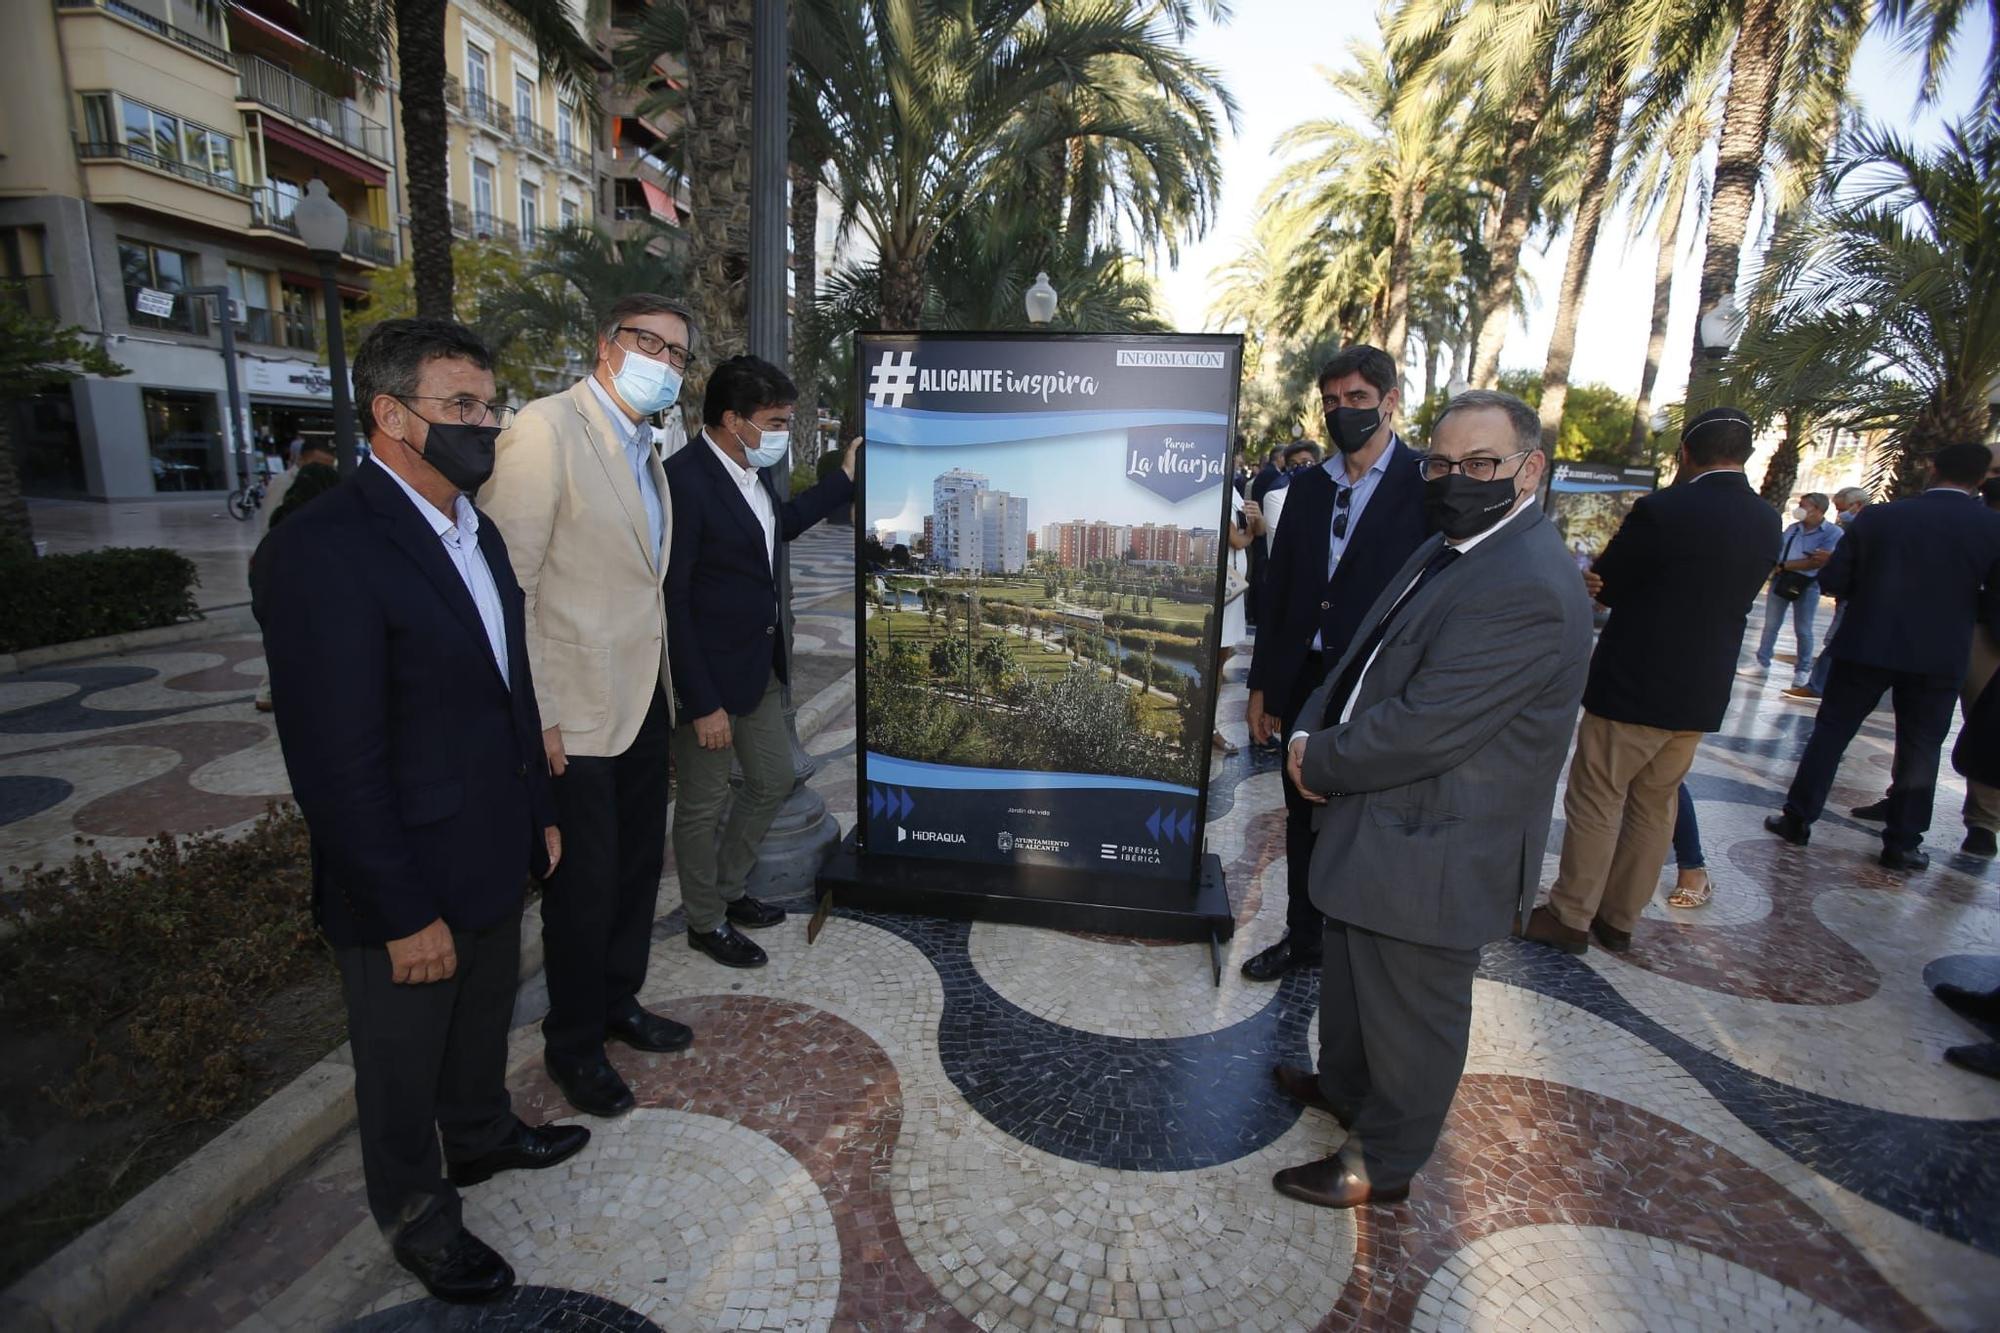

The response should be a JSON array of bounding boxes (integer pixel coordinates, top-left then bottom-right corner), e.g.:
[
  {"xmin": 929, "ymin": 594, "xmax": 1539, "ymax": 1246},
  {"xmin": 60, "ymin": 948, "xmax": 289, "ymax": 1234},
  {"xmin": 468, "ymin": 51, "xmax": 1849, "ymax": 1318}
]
[
  {"xmin": 665, "ymin": 355, "xmax": 857, "ymax": 968},
  {"xmin": 1770, "ymin": 442, "xmax": 2000, "ymax": 870},
  {"xmin": 257, "ymin": 319, "xmax": 585, "ymax": 1303},
  {"xmin": 1241, "ymin": 346, "xmax": 1434, "ymax": 981}
]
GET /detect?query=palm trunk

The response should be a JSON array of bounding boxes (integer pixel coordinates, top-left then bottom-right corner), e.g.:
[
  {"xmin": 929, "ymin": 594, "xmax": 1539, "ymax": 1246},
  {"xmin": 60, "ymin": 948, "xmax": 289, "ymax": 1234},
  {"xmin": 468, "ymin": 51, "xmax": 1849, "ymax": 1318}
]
[
  {"xmin": 881, "ymin": 251, "xmax": 925, "ymax": 330},
  {"xmin": 687, "ymin": 0, "xmax": 755, "ymax": 367},
  {"xmin": 1470, "ymin": 57, "xmax": 1555, "ymax": 388},
  {"xmin": 1628, "ymin": 163, "xmax": 1689, "ymax": 459},
  {"xmin": 1381, "ymin": 188, "xmax": 1423, "ymax": 371},
  {"xmin": 397, "ymin": 0, "xmax": 454, "ymax": 319},
  {"xmin": 0, "ymin": 410, "xmax": 33, "ymax": 558},
  {"xmin": 1537, "ymin": 57, "xmax": 1629, "ymax": 450},
  {"xmin": 1423, "ymin": 328, "xmax": 1441, "ymax": 404},
  {"xmin": 789, "ymin": 157, "xmax": 821, "ymax": 456},
  {"xmin": 1688, "ymin": 0, "xmax": 1787, "ymax": 407},
  {"xmin": 1759, "ymin": 409, "xmax": 1804, "ymax": 502},
  {"xmin": 1063, "ymin": 139, "xmax": 1093, "ymax": 264}
]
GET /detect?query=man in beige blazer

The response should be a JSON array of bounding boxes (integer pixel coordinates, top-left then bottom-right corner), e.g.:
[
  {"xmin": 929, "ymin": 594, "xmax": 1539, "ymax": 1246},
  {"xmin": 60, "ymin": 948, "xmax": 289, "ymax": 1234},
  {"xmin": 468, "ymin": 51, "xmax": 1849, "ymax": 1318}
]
[{"xmin": 480, "ymin": 294, "xmax": 692, "ymax": 1119}]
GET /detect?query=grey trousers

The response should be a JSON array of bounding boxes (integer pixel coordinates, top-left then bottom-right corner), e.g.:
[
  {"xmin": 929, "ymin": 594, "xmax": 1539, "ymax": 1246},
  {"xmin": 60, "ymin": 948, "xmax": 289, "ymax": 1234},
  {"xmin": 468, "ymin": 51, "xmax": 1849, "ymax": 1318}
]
[
  {"xmin": 1317, "ymin": 919, "xmax": 1481, "ymax": 1191},
  {"xmin": 335, "ymin": 915, "xmax": 520, "ymax": 1244},
  {"xmin": 671, "ymin": 680, "xmax": 792, "ymax": 932}
]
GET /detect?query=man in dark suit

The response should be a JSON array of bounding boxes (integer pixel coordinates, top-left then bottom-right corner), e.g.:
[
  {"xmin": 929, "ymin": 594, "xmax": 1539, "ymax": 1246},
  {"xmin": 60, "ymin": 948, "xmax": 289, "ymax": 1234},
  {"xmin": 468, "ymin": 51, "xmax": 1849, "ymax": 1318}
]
[
  {"xmin": 1524, "ymin": 407, "xmax": 1779, "ymax": 953},
  {"xmin": 1769, "ymin": 442, "xmax": 2000, "ymax": 870},
  {"xmin": 257, "ymin": 319, "xmax": 587, "ymax": 1303},
  {"xmin": 1273, "ymin": 389, "xmax": 1593, "ymax": 1207},
  {"xmin": 665, "ymin": 356, "xmax": 856, "ymax": 968},
  {"xmin": 1240, "ymin": 346, "xmax": 1433, "ymax": 981}
]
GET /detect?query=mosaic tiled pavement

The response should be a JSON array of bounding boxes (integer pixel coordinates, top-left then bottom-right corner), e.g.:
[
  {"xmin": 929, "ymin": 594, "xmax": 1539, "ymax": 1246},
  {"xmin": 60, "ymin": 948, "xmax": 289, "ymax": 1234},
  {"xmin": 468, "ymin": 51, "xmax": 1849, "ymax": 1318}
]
[{"xmin": 5, "ymin": 556, "xmax": 1999, "ymax": 1329}]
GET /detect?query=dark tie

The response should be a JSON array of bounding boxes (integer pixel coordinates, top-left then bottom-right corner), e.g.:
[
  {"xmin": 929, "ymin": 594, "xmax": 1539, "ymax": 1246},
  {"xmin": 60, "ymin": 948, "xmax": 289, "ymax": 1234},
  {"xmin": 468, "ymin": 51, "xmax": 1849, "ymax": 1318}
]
[{"xmin": 1320, "ymin": 545, "xmax": 1462, "ymax": 727}]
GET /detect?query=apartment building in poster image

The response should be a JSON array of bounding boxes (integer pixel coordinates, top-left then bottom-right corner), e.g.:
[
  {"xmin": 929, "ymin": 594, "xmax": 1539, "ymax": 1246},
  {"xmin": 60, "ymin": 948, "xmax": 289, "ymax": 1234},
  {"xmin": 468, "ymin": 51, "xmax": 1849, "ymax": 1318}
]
[{"xmin": 932, "ymin": 468, "xmax": 1028, "ymax": 574}]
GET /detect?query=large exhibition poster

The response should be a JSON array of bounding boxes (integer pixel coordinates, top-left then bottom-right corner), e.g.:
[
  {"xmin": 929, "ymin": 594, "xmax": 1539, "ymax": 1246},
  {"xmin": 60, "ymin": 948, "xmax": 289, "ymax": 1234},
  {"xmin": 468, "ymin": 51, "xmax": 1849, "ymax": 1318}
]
[
  {"xmin": 1547, "ymin": 461, "xmax": 1659, "ymax": 568},
  {"xmin": 856, "ymin": 332, "xmax": 1243, "ymax": 890}
]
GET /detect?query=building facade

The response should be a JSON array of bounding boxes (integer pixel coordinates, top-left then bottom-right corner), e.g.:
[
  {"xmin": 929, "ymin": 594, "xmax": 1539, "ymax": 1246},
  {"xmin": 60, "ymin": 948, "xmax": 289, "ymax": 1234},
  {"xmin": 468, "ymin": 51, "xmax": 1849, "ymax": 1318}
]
[
  {"xmin": 1044, "ymin": 519, "xmax": 1132, "ymax": 569},
  {"xmin": 932, "ymin": 468, "xmax": 988, "ymax": 571}
]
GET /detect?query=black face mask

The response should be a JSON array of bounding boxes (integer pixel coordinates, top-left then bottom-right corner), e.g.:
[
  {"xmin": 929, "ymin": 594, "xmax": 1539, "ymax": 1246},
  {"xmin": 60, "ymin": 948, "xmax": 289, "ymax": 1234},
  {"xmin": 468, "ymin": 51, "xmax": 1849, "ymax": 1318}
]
[
  {"xmin": 1327, "ymin": 405, "xmax": 1382, "ymax": 454},
  {"xmin": 413, "ymin": 419, "xmax": 500, "ymax": 493},
  {"xmin": 1423, "ymin": 474, "xmax": 1519, "ymax": 542}
]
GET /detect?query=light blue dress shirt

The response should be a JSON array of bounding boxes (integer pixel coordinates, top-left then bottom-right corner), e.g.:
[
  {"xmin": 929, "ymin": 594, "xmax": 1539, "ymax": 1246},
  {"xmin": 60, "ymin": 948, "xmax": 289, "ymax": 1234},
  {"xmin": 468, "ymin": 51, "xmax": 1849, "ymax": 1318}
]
[
  {"xmin": 1310, "ymin": 443, "xmax": 1395, "ymax": 651},
  {"xmin": 372, "ymin": 460, "xmax": 509, "ymax": 684},
  {"xmin": 588, "ymin": 375, "xmax": 665, "ymax": 567},
  {"xmin": 1779, "ymin": 517, "xmax": 1843, "ymax": 579}
]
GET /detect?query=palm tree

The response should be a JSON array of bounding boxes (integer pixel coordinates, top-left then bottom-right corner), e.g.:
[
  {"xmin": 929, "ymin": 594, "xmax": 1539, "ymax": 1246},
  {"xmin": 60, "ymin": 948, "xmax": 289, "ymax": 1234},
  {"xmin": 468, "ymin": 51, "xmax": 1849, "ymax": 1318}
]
[
  {"xmin": 793, "ymin": 0, "xmax": 1232, "ymax": 328},
  {"xmin": 1724, "ymin": 120, "xmax": 2000, "ymax": 494},
  {"xmin": 477, "ymin": 222, "xmax": 687, "ymax": 381},
  {"xmin": 293, "ymin": 0, "xmax": 601, "ymax": 319},
  {"xmin": 1878, "ymin": 0, "xmax": 2000, "ymax": 112},
  {"xmin": 683, "ymin": 0, "xmax": 754, "ymax": 361}
]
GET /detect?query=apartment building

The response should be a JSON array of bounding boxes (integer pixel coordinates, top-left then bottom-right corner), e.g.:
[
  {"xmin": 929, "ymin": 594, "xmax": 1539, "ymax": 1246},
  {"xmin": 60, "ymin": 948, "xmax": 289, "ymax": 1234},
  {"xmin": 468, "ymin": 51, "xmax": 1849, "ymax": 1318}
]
[{"xmin": 0, "ymin": 0, "xmax": 404, "ymax": 498}]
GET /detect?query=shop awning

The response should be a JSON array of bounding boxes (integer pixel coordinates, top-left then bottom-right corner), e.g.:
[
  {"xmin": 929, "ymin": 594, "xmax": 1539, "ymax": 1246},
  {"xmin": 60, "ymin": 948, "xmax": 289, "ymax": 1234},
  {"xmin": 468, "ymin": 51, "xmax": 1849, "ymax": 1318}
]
[
  {"xmin": 260, "ymin": 118, "xmax": 387, "ymax": 187},
  {"xmin": 640, "ymin": 179, "xmax": 678, "ymax": 224}
]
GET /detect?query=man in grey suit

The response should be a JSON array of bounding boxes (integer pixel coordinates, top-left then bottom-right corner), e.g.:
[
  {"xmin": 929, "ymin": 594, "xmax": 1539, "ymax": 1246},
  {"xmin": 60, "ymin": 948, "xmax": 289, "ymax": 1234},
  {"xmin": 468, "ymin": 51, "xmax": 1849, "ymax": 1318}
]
[{"xmin": 1273, "ymin": 390, "xmax": 1593, "ymax": 1209}]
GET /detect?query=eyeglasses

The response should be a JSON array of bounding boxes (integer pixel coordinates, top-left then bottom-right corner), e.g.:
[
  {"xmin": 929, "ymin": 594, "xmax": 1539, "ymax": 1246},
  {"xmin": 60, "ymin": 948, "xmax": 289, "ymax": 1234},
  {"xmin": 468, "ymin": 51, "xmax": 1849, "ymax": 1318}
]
[
  {"xmin": 396, "ymin": 394, "xmax": 517, "ymax": 428},
  {"xmin": 1417, "ymin": 449, "xmax": 1530, "ymax": 483},
  {"xmin": 1333, "ymin": 484, "xmax": 1352, "ymax": 540},
  {"xmin": 614, "ymin": 325, "xmax": 692, "ymax": 369}
]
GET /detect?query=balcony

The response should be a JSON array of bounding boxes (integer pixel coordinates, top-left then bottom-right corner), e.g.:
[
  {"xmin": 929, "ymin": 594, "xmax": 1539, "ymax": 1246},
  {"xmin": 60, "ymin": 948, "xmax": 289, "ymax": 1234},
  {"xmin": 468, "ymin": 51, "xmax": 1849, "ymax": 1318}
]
[
  {"xmin": 56, "ymin": 0, "xmax": 232, "ymax": 68},
  {"xmin": 451, "ymin": 201, "xmax": 520, "ymax": 246},
  {"xmin": 0, "ymin": 276, "xmax": 57, "ymax": 319},
  {"xmin": 249, "ymin": 185, "xmax": 398, "ymax": 265},
  {"xmin": 77, "ymin": 140, "xmax": 251, "ymax": 197},
  {"xmin": 515, "ymin": 115, "xmax": 556, "ymax": 160},
  {"xmin": 461, "ymin": 86, "xmax": 512, "ymax": 136},
  {"xmin": 556, "ymin": 139, "xmax": 591, "ymax": 176},
  {"xmin": 236, "ymin": 53, "xmax": 393, "ymax": 164}
]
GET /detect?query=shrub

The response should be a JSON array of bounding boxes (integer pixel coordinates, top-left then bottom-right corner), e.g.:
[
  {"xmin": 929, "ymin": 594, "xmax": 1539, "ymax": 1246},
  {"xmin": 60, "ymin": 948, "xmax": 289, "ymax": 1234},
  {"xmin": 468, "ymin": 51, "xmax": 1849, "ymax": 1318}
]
[{"xmin": 0, "ymin": 547, "xmax": 200, "ymax": 653}]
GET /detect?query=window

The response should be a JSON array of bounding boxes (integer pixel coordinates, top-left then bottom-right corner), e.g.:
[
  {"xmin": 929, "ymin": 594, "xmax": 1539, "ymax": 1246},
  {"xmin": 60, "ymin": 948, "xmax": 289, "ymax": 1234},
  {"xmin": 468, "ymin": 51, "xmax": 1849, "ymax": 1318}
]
[
  {"xmin": 227, "ymin": 263, "xmax": 273, "ymax": 344},
  {"xmin": 118, "ymin": 238, "xmax": 204, "ymax": 334},
  {"xmin": 92, "ymin": 93, "xmax": 237, "ymax": 188},
  {"xmin": 471, "ymin": 158, "xmax": 496, "ymax": 228},
  {"xmin": 465, "ymin": 44, "xmax": 489, "ymax": 100},
  {"xmin": 514, "ymin": 72, "xmax": 536, "ymax": 127},
  {"xmin": 81, "ymin": 93, "xmax": 113, "ymax": 147},
  {"xmin": 0, "ymin": 227, "xmax": 53, "ymax": 318},
  {"xmin": 518, "ymin": 180, "xmax": 539, "ymax": 236},
  {"xmin": 556, "ymin": 101, "xmax": 576, "ymax": 155},
  {"xmin": 280, "ymin": 280, "xmax": 317, "ymax": 352},
  {"xmin": 560, "ymin": 197, "xmax": 580, "ymax": 229},
  {"xmin": 144, "ymin": 389, "xmax": 222, "ymax": 492}
]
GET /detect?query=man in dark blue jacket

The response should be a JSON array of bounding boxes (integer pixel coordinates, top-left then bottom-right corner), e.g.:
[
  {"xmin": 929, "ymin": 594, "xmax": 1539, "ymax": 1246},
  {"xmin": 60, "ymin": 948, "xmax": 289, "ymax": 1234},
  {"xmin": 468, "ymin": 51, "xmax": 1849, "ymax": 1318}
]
[
  {"xmin": 257, "ymin": 319, "xmax": 586, "ymax": 1304},
  {"xmin": 1240, "ymin": 346, "xmax": 1433, "ymax": 981},
  {"xmin": 1769, "ymin": 442, "xmax": 2000, "ymax": 870},
  {"xmin": 665, "ymin": 356, "xmax": 856, "ymax": 967}
]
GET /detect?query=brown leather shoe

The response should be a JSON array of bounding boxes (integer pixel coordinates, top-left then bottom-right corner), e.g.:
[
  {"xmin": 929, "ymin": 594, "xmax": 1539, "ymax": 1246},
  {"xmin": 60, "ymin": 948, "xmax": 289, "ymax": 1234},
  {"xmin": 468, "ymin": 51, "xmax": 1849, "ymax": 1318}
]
[
  {"xmin": 1519, "ymin": 905, "xmax": 1588, "ymax": 955},
  {"xmin": 1272, "ymin": 1155, "xmax": 1409, "ymax": 1209},
  {"xmin": 1590, "ymin": 918, "xmax": 1632, "ymax": 952},
  {"xmin": 1273, "ymin": 1065, "xmax": 1348, "ymax": 1125}
]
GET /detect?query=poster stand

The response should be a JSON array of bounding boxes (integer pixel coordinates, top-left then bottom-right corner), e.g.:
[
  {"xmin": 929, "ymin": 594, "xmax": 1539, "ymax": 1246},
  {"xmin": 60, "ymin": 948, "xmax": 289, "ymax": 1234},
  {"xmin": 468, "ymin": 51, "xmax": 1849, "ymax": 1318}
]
[{"xmin": 811, "ymin": 331, "xmax": 1243, "ymax": 984}]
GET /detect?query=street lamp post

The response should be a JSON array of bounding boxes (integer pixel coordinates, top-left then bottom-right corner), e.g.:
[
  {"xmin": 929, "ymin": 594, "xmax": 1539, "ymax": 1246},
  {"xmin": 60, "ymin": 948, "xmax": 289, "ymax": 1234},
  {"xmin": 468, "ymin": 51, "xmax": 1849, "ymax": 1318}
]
[
  {"xmin": 1025, "ymin": 272, "xmax": 1058, "ymax": 325},
  {"xmin": 292, "ymin": 180, "xmax": 361, "ymax": 476},
  {"xmin": 185, "ymin": 284, "xmax": 248, "ymax": 490},
  {"xmin": 1698, "ymin": 293, "xmax": 1746, "ymax": 363}
]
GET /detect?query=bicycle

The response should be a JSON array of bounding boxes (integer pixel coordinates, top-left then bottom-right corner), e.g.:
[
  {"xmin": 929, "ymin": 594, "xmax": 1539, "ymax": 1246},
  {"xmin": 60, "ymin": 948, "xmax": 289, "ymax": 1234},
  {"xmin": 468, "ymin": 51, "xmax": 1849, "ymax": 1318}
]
[{"xmin": 227, "ymin": 470, "xmax": 269, "ymax": 522}]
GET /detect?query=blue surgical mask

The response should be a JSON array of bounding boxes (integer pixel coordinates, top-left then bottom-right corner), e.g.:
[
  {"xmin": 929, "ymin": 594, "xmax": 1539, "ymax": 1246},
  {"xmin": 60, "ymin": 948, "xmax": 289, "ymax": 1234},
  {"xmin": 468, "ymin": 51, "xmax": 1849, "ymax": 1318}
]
[
  {"xmin": 736, "ymin": 420, "xmax": 789, "ymax": 469},
  {"xmin": 611, "ymin": 346, "xmax": 681, "ymax": 416}
]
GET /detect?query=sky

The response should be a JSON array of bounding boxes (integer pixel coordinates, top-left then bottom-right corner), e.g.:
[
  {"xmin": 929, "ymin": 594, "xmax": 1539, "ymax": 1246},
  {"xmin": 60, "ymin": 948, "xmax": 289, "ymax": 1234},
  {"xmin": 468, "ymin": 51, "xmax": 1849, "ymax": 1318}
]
[{"xmin": 1153, "ymin": 3, "xmax": 1994, "ymax": 409}]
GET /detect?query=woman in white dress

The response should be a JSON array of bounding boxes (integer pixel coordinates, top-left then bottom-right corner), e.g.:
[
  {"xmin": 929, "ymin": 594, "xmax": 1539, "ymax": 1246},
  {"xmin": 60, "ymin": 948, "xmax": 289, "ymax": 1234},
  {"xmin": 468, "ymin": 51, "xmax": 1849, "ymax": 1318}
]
[{"xmin": 1214, "ymin": 484, "xmax": 1263, "ymax": 755}]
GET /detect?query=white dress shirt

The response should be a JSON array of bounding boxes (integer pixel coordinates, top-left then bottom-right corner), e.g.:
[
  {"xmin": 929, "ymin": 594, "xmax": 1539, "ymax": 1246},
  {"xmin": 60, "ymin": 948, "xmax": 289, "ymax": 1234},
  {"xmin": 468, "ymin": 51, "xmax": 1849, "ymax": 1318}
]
[
  {"xmin": 373, "ymin": 459, "xmax": 510, "ymax": 684},
  {"xmin": 1295, "ymin": 497, "xmax": 1538, "ymax": 739},
  {"xmin": 704, "ymin": 429, "xmax": 776, "ymax": 566},
  {"xmin": 587, "ymin": 374, "xmax": 666, "ymax": 568}
]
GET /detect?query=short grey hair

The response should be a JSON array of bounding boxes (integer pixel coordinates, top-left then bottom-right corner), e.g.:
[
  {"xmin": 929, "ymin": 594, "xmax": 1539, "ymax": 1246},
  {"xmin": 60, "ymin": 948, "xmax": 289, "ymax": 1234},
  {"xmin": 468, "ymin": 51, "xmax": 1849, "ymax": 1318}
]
[
  {"xmin": 1834, "ymin": 485, "xmax": 1869, "ymax": 507},
  {"xmin": 1801, "ymin": 491, "xmax": 1830, "ymax": 511},
  {"xmin": 598, "ymin": 293, "xmax": 697, "ymax": 348},
  {"xmin": 1432, "ymin": 389, "xmax": 1542, "ymax": 454}
]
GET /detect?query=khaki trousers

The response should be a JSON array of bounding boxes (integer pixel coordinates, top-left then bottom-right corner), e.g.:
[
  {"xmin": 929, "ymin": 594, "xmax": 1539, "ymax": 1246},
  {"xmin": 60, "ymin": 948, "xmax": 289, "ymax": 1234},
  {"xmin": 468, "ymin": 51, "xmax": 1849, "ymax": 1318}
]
[
  {"xmin": 1547, "ymin": 712, "xmax": 1702, "ymax": 934},
  {"xmin": 1965, "ymin": 628, "xmax": 2000, "ymax": 833},
  {"xmin": 671, "ymin": 680, "xmax": 793, "ymax": 933}
]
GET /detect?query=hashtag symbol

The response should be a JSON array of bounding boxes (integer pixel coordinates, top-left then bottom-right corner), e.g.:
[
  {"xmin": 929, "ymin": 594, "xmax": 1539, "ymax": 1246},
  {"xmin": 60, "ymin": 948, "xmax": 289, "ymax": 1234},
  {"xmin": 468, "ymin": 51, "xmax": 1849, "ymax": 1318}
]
[{"xmin": 867, "ymin": 351, "xmax": 917, "ymax": 408}]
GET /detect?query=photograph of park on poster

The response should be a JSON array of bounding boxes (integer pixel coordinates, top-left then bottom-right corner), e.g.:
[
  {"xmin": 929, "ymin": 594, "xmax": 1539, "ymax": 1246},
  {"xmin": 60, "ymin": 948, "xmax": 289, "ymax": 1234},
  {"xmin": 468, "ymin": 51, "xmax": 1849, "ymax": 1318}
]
[{"xmin": 856, "ymin": 333, "xmax": 1241, "ymax": 882}]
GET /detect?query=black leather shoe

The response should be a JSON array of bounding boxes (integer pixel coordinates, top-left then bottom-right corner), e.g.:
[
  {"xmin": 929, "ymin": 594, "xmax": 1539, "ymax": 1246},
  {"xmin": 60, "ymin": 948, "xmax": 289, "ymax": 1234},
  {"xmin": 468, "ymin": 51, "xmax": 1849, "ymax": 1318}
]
[
  {"xmin": 1962, "ymin": 828, "xmax": 1998, "ymax": 858},
  {"xmin": 392, "ymin": 1225, "xmax": 514, "ymax": 1304},
  {"xmin": 1944, "ymin": 1041, "xmax": 2000, "ymax": 1080},
  {"xmin": 607, "ymin": 1007, "xmax": 693, "ymax": 1053},
  {"xmin": 448, "ymin": 1120, "xmax": 591, "ymax": 1187},
  {"xmin": 545, "ymin": 1054, "xmax": 635, "ymax": 1118},
  {"xmin": 1765, "ymin": 812, "xmax": 1811, "ymax": 846},
  {"xmin": 1933, "ymin": 981, "xmax": 2000, "ymax": 1026},
  {"xmin": 1850, "ymin": 798, "xmax": 1891, "ymax": 821},
  {"xmin": 687, "ymin": 922, "xmax": 768, "ymax": 968},
  {"xmin": 1878, "ymin": 845, "xmax": 1930, "ymax": 872},
  {"xmin": 725, "ymin": 895, "xmax": 788, "ymax": 929},
  {"xmin": 1241, "ymin": 935, "xmax": 1321, "ymax": 982}
]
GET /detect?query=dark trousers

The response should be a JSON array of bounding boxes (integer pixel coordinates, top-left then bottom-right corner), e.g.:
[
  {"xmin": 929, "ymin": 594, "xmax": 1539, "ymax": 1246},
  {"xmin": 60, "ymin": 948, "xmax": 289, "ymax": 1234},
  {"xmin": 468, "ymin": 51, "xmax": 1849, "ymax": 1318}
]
[
  {"xmin": 1281, "ymin": 652, "xmax": 1328, "ymax": 948},
  {"xmin": 1785, "ymin": 658, "xmax": 1959, "ymax": 852},
  {"xmin": 1673, "ymin": 783, "xmax": 1704, "ymax": 870},
  {"xmin": 335, "ymin": 915, "xmax": 520, "ymax": 1243},
  {"xmin": 1317, "ymin": 920, "xmax": 1480, "ymax": 1190},
  {"xmin": 540, "ymin": 686, "xmax": 673, "ymax": 1064}
]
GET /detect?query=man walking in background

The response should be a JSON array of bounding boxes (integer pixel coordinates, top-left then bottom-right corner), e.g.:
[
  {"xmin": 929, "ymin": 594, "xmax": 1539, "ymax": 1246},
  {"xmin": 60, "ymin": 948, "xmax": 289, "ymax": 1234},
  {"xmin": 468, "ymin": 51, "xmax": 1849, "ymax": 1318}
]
[
  {"xmin": 1240, "ymin": 346, "xmax": 1431, "ymax": 982},
  {"xmin": 665, "ymin": 356, "xmax": 856, "ymax": 970},
  {"xmin": 1272, "ymin": 390, "xmax": 1591, "ymax": 1207},
  {"xmin": 481, "ymin": 294, "xmax": 696, "ymax": 1120},
  {"xmin": 1768, "ymin": 443, "xmax": 2000, "ymax": 871},
  {"xmin": 1788, "ymin": 485, "xmax": 1872, "ymax": 701},
  {"xmin": 258, "ymin": 319, "xmax": 583, "ymax": 1303},
  {"xmin": 1748, "ymin": 491, "xmax": 1841, "ymax": 690},
  {"xmin": 1523, "ymin": 408, "xmax": 1778, "ymax": 954}
]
